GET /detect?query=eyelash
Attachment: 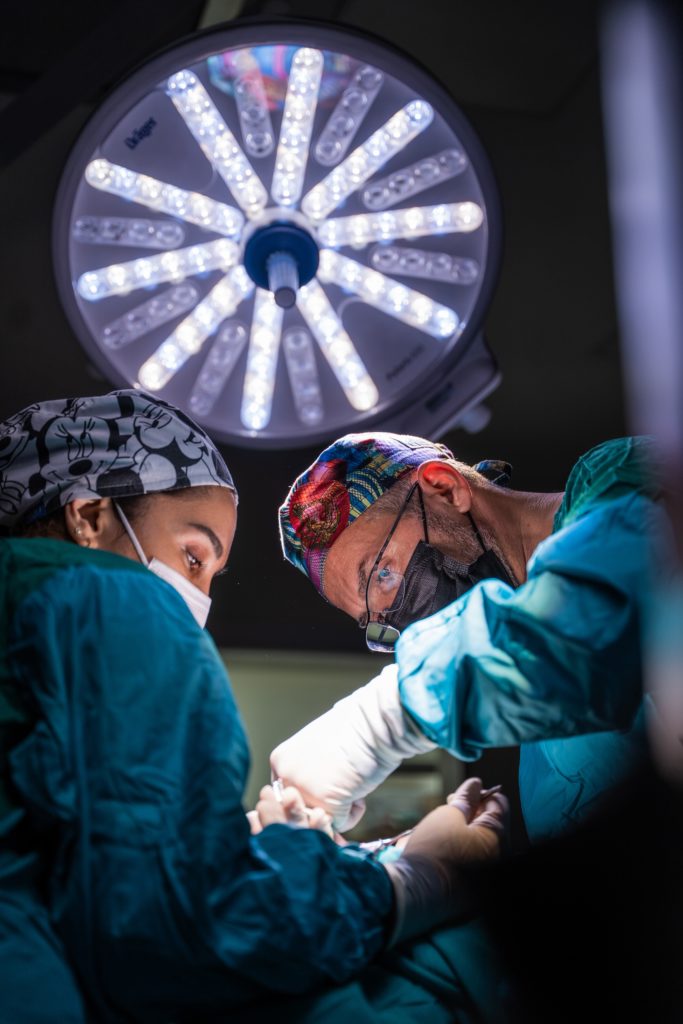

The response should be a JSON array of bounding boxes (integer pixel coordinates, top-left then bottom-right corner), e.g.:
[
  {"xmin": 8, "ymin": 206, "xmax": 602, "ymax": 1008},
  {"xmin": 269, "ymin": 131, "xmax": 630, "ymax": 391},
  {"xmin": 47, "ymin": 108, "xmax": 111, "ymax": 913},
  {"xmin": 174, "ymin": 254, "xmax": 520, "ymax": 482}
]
[
  {"xmin": 185, "ymin": 549, "xmax": 204, "ymax": 572},
  {"xmin": 186, "ymin": 547, "xmax": 229, "ymax": 578}
]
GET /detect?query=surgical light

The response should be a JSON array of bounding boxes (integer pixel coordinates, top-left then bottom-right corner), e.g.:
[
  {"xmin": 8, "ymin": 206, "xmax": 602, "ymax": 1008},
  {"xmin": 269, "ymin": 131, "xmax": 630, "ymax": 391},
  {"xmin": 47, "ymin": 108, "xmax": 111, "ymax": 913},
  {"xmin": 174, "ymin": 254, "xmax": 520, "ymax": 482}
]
[{"xmin": 53, "ymin": 22, "xmax": 502, "ymax": 447}]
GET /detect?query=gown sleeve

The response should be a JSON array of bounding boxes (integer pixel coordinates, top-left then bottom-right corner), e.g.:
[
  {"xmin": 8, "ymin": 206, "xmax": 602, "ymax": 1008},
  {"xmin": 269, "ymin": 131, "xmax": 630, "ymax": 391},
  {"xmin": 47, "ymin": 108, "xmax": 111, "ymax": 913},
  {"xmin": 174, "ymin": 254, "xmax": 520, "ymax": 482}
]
[{"xmin": 396, "ymin": 491, "xmax": 660, "ymax": 759}]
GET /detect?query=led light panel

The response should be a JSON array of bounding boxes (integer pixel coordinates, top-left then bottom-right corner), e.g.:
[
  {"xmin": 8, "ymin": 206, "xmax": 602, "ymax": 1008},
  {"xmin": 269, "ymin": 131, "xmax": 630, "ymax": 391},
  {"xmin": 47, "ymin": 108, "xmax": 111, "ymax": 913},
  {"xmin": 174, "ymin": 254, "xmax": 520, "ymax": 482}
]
[
  {"xmin": 241, "ymin": 289, "xmax": 284, "ymax": 429},
  {"xmin": 283, "ymin": 326, "xmax": 324, "ymax": 425},
  {"xmin": 297, "ymin": 278, "xmax": 379, "ymax": 410},
  {"xmin": 271, "ymin": 47, "xmax": 324, "ymax": 207},
  {"xmin": 73, "ymin": 215, "xmax": 186, "ymax": 249},
  {"xmin": 301, "ymin": 101, "xmax": 434, "ymax": 222},
  {"xmin": 369, "ymin": 245, "xmax": 480, "ymax": 284},
  {"xmin": 102, "ymin": 284, "xmax": 199, "ymax": 349},
  {"xmin": 77, "ymin": 239, "xmax": 239, "ymax": 300},
  {"xmin": 167, "ymin": 70, "xmax": 268, "ymax": 218},
  {"xmin": 315, "ymin": 64, "xmax": 383, "ymax": 166},
  {"xmin": 85, "ymin": 159, "xmax": 245, "ymax": 237},
  {"xmin": 137, "ymin": 266, "xmax": 253, "ymax": 391},
  {"xmin": 318, "ymin": 249, "xmax": 459, "ymax": 338},
  {"xmin": 361, "ymin": 148, "xmax": 467, "ymax": 210},
  {"xmin": 189, "ymin": 320, "xmax": 249, "ymax": 416},
  {"xmin": 317, "ymin": 203, "xmax": 483, "ymax": 248},
  {"xmin": 230, "ymin": 49, "xmax": 275, "ymax": 158}
]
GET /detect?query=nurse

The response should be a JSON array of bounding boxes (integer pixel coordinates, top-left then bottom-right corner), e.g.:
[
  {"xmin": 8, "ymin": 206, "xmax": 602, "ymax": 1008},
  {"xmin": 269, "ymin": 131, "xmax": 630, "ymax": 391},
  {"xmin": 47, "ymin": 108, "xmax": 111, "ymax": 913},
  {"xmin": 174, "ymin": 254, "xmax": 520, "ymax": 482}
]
[
  {"xmin": 274, "ymin": 432, "xmax": 662, "ymax": 840},
  {"xmin": 0, "ymin": 392, "xmax": 505, "ymax": 1023}
]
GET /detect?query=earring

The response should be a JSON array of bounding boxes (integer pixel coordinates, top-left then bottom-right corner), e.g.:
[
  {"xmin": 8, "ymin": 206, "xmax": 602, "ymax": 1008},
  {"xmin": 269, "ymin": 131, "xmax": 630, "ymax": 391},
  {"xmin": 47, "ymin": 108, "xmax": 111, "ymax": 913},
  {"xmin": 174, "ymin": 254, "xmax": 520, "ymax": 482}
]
[{"xmin": 74, "ymin": 526, "xmax": 90, "ymax": 547}]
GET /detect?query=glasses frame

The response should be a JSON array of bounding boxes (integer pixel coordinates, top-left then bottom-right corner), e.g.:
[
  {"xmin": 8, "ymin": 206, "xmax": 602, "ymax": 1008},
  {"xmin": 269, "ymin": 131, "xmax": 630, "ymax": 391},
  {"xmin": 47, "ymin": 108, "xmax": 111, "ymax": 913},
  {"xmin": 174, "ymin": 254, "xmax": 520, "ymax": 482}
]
[{"xmin": 364, "ymin": 479, "xmax": 429, "ymax": 652}]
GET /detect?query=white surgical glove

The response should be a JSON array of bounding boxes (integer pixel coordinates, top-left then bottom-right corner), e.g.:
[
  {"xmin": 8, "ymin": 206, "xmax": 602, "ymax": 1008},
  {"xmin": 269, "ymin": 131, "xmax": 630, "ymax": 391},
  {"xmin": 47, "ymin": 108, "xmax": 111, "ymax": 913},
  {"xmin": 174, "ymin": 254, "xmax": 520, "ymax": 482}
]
[{"xmin": 270, "ymin": 664, "xmax": 436, "ymax": 831}]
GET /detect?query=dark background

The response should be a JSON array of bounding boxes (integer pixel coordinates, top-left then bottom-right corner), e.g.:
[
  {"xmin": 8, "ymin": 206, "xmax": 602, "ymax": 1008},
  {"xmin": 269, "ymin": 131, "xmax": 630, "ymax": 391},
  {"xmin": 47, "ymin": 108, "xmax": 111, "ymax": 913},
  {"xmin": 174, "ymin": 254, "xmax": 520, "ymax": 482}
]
[
  {"xmin": 0, "ymin": 0, "xmax": 623, "ymax": 837},
  {"xmin": 0, "ymin": 0, "xmax": 623, "ymax": 651}
]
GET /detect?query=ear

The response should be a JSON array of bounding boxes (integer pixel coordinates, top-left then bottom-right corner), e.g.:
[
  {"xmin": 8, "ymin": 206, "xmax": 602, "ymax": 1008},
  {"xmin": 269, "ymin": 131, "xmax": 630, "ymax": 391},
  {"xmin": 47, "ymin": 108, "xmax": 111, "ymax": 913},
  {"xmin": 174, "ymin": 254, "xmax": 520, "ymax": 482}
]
[
  {"xmin": 63, "ymin": 497, "xmax": 117, "ymax": 548},
  {"xmin": 416, "ymin": 460, "xmax": 472, "ymax": 514}
]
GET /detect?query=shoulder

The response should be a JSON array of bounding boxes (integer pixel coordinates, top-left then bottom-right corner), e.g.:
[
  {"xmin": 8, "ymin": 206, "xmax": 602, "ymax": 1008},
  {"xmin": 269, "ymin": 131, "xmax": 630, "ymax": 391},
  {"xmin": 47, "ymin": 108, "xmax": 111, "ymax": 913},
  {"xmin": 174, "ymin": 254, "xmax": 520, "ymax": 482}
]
[
  {"xmin": 7, "ymin": 543, "xmax": 235, "ymax": 714},
  {"xmin": 530, "ymin": 488, "xmax": 661, "ymax": 590},
  {"xmin": 6, "ymin": 541, "xmax": 171, "ymax": 618},
  {"xmin": 572, "ymin": 436, "xmax": 656, "ymax": 476},
  {"xmin": 8, "ymin": 543, "xmax": 218, "ymax": 668},
  {"xmin": 557, "ymin": 437, "xmax": 659, "ymax": 528},
  {"xmin": 0, "ymin": 539, "xmax": 150, "ymax": 644}
]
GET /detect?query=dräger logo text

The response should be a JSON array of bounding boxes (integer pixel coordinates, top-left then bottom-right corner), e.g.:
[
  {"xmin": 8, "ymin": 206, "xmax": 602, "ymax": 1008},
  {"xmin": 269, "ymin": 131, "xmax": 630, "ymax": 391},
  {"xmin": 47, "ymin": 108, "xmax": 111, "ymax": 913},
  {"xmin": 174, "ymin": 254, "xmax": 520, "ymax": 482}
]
[{"xmin": 125, "ymin": 117, "xmax": 157, "ymax": 150}]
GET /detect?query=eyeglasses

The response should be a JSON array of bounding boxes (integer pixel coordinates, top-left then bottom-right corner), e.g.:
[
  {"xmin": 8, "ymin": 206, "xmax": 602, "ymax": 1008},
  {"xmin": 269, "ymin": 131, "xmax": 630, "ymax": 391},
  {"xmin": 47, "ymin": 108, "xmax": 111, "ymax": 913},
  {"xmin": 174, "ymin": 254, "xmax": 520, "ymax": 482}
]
[{"xmin": 364, "ymin": 480, "xmax": 429, "ymax": 653}]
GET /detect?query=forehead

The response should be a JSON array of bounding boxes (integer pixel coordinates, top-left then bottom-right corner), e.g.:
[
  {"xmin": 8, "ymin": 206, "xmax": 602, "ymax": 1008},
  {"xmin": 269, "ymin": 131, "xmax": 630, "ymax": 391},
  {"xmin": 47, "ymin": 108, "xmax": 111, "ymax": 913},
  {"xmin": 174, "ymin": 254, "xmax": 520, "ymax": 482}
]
[{"xmin": 152, "ymin": 487, "xmax": 237, "ymax": 539}]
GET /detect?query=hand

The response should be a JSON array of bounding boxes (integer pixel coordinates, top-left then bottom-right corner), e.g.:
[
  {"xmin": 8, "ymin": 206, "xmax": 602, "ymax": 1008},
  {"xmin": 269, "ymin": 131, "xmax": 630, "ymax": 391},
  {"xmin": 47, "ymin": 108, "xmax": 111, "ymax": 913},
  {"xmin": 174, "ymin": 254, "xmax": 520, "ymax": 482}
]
[
  {"xmin": 403, "ymin": 777, "xmax": 508, "ymax": 864},
  {"xmin": 247, "ymin": 784, "xmax": 334, "ymax": 838},
  {"xmin": 383, "ymin": 778, "xmax": 508, "ymax": 946},
  {"xmin": 270, "ymin": 665, "xmax": 436, "ymax": 831}
]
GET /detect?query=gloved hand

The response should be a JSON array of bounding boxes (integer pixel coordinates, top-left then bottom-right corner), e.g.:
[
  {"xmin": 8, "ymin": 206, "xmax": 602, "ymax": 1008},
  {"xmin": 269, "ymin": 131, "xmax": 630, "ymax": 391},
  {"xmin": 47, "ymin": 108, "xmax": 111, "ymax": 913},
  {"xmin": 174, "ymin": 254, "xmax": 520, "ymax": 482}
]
[
  {"xmin": 385, "ymin": 777, "xmax": 509, "ymax": 945},
  {"xmin": 406, "ymin": 777, "xmax": 508, "ymax": 859},
  {"xmin": 270, "ymin": 664, "xmax": 437, "ymax": 831},
  {"xmin": 247, "ymin": 784, "xmax": 334, "ymax": 838}
]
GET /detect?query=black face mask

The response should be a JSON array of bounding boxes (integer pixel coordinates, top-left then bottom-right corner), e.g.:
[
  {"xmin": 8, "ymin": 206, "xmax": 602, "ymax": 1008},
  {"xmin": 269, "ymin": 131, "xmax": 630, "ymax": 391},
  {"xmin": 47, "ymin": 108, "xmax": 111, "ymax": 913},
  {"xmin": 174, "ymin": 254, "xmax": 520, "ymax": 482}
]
[{"xmin": 381, "ymin": 529, "xmax": 516, "ymax": 637}]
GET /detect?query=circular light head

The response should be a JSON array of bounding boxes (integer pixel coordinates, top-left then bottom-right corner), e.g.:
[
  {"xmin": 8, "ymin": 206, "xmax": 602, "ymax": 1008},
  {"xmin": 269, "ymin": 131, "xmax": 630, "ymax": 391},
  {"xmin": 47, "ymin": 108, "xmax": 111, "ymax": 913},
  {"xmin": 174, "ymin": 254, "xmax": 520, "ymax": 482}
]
[{"xmin": 53, "ymin": 21, "xmax": 501, "ymax": 447}]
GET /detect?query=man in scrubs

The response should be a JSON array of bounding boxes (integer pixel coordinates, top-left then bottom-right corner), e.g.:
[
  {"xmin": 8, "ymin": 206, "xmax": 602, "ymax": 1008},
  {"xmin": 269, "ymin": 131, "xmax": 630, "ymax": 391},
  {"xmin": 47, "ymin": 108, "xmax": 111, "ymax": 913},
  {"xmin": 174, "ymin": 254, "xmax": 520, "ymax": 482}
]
[{"xmin": 274, "ymin": 432, "xmax": 662, "ymax": 841}]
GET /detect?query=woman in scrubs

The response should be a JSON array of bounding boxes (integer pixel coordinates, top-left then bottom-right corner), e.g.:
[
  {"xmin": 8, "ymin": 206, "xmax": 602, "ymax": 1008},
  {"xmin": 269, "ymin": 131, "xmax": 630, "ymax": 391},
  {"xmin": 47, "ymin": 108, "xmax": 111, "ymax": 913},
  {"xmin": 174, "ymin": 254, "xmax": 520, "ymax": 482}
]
[{"xmin": 0, "ymin": 389, "xmax": 506, "ymax": 1024}]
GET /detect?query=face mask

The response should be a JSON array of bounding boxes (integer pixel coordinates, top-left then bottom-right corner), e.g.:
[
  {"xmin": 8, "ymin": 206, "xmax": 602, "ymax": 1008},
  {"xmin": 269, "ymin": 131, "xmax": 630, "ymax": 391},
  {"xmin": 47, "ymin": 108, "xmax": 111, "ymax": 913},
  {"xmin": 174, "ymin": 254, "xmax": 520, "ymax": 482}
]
[
  {"xmin": 114, "ymin": 502, "xmax": 212, "ymax": 629},
  {"xmin": 382, "ymin": 532, "xmax": 516, "ymax": 637}
]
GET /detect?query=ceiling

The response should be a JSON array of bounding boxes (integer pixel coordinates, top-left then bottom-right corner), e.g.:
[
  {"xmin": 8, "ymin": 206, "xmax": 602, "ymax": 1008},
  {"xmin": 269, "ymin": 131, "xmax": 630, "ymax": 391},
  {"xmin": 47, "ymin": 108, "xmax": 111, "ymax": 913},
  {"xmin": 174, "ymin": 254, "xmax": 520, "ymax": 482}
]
[{"xmin": 0, "ymin": 0, "xmax": 623, "ymax": 653}]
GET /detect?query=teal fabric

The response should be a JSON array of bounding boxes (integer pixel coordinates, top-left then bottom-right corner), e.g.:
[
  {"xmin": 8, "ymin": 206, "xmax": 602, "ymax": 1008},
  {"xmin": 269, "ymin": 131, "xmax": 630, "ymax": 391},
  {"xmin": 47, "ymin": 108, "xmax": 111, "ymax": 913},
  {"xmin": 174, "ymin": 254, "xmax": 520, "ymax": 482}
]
[
  {"xmin": 239, "ymin": 918, "xmax": 506, "ymax": 1024},
  {"xmin": 396, "ymin": 438, "xmax": 660, "ymax": 841},
  {"xmin": 0, "ymin": 539, "xmax": 396, "ymax": 1021},
  {"xmin": 0, "ymin": 884, "xmax": 88, "ymax": 1024}
]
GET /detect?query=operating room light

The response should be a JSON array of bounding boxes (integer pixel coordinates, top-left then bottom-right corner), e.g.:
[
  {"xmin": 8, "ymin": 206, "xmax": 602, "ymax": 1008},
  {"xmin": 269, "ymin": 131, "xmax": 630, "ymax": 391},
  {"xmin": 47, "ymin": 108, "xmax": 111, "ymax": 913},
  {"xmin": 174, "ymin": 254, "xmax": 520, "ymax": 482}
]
[{"xmin": 53, "ymin": 22, "xmax": 501, "ymax": 447}]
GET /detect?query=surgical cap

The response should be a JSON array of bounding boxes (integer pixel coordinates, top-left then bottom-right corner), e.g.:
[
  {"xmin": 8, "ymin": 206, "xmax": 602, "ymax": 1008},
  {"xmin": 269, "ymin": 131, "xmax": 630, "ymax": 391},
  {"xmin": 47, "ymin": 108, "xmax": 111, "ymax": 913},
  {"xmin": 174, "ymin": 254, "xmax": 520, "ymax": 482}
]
[
  {"xmin": 0, "ymin": 389, "xmax": 236, "ymax": 530},
  {"xmin": 279, "ymin": 432, "xmax": 454, "ymax": 594}
]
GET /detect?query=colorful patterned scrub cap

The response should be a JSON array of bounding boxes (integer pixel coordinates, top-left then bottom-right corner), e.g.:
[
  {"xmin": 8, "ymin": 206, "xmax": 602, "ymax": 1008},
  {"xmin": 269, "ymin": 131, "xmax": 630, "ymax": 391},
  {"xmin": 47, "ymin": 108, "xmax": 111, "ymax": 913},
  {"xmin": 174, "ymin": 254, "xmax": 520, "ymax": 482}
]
[
  {"xmin": 279, "ymin": 432, "xmax": 454, "ymax": 594},
  {"xmin": 0, "ymin": 389, "xmax": 236, "ymax": 530}
]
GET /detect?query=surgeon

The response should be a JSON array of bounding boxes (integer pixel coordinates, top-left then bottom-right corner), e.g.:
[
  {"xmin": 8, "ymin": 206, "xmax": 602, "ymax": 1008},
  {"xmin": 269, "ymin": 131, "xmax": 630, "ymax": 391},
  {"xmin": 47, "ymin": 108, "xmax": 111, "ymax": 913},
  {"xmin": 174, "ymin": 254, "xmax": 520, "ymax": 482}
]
[
  {"xmin": 274, "ymin": 432, "xmax": 662, "ymax": 841},
  {"xmin": 0, "ymin": 393, "xmax": 506, "ymax": 1024}
]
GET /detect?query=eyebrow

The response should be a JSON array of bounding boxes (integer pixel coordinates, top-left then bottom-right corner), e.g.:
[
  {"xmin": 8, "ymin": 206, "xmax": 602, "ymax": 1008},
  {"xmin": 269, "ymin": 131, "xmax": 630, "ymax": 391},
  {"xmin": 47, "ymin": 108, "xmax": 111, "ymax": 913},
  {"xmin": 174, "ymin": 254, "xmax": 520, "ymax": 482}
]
[{"xmin": 188, "ymin": 522, "xmax": 224, "ymax": 561}]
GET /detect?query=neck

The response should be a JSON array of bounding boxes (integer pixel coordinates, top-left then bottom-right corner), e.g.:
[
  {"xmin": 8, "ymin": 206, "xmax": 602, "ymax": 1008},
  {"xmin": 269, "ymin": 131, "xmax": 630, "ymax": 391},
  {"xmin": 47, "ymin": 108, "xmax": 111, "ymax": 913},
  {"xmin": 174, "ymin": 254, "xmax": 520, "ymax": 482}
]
[{"xmin": 472, "ymin": 486, "xmax": 564, "ymax": 585}]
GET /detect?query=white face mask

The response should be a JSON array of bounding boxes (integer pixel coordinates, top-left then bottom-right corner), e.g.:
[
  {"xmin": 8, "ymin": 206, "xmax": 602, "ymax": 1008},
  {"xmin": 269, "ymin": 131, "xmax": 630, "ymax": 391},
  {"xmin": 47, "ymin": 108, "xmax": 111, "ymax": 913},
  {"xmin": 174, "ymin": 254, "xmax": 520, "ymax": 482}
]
[{"xmin": 114, "ymin": 501, "xmax": 212, "ymax": 629}]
